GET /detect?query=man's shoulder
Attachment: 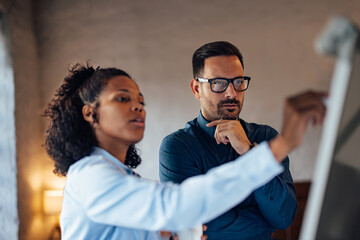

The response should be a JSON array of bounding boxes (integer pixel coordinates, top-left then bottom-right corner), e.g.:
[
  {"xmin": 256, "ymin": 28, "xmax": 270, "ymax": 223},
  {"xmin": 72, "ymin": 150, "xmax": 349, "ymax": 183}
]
[
  {"xmin": 162, "ymin": 118, "xmax": 200, "ymax": 142},
  {"xmin": 242, "ymin": 119, "xmax": 279, "ymax": 141},
  {"xmin": 244, "ymin": 120, "xmax": 277, "ymax": 131}
]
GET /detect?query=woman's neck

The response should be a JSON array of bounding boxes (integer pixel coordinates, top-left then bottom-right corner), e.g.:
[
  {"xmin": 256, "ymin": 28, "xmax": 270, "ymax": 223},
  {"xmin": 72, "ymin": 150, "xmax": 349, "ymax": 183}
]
[{"xmin": 98, "ymin": 141, "xmax": 129, "ymax": 164}]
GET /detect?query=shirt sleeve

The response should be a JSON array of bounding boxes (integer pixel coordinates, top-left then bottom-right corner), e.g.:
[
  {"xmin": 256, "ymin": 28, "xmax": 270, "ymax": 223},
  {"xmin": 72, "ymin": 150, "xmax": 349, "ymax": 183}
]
[
  {"xmin": 159, "ymin": 134, "xmax": 203, "ymax": 183},
  {"xmin": 253, "ymin": 155, "xmax": 297, "ymax": 229},
  {"xmin": 66, "ymin": 142, "xmax": 283, "ymax": 232},
  {"xmin": 252, "ymin": 127, "xmax": 297, "ymax": 229}
]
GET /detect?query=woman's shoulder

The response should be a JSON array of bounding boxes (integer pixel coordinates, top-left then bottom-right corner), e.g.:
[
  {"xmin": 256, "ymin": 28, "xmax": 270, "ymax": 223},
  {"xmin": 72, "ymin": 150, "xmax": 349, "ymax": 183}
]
[{"xmin": 67, "ymin": 149, "xmax": 127, "ymax": 180}]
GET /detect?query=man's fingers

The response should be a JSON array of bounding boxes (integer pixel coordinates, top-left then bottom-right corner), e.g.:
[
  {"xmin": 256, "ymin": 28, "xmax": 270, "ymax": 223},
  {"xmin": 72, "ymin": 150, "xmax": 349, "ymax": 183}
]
[
  {"xmin": 212, "ymin": 121, "xmax": 232, "ymax": 144},
  {"xmin": 214, "ymin": 133, "xmax": 221, "ymax": 144},
  {"xmin": 215, "ymin": 130, "xmax": 229, "ymax": 144},
  {"xmin": 206, "ymin": 120, "xmax": 222, "ymax": 127}
]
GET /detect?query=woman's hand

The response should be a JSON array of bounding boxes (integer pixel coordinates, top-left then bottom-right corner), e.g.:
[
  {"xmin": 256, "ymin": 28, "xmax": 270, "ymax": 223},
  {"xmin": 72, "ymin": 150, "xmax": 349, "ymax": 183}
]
[
  {"xmin": 201, "ymin": 225, "xmax": 208, "ymax": 240},
  {"xmin": 160, "ymin": 231, "xmax": 178, "ymax": 240},
  {"xmin": 160, "ymin": 225, "xmax": 207, "ymax": 239},
  {"xmin": 270, "ymin": 90, "xmax": 327, "ymax": 162}
]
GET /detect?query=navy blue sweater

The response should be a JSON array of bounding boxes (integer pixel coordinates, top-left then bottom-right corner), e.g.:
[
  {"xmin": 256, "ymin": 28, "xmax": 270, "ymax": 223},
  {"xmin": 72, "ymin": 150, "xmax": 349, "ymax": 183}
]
[{"xmin": 159, "ymin": 112, "xmax": 297, "ymax": 240}]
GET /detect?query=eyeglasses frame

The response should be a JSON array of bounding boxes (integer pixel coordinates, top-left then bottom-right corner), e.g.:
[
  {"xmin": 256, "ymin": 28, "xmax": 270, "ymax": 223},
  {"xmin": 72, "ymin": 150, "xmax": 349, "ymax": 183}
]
[{"xmin": 196, "ymin": 76, "xmax": 251, "ymax": 93}]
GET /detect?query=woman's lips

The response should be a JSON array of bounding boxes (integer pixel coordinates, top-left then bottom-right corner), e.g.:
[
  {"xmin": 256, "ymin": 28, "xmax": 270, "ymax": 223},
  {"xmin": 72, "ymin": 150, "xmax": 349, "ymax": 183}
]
[{"xmin": 130, "ymin": 118, "xmax": 145, "ymax": 128}]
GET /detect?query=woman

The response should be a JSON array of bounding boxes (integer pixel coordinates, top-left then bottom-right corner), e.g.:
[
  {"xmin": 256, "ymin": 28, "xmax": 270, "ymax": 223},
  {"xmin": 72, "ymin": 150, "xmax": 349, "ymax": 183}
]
[{"xmin": 43, "ymin": 63, "xmax": 321, "ymax": 240}]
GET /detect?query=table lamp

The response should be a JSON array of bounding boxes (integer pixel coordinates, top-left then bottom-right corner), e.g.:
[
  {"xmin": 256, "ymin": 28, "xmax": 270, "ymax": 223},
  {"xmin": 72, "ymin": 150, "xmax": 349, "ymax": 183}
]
[{"xmin": 43, "ymin": 190, "xmax": 63, "ymax": 240}]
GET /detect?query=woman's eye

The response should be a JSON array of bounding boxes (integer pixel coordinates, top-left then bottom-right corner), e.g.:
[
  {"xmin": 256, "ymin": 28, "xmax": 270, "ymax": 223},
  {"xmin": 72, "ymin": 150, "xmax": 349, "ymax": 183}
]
[{"xmin": 116, "ymin": 97, "xmax": 129, "ymax": 102}]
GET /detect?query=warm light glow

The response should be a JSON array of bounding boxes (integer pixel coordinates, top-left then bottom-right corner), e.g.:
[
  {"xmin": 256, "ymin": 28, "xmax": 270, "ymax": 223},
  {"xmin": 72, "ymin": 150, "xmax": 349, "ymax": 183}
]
[
  {"xmin": 29, "ymin": 172, "xmax": 43, "ymax": 191},
  {"xmin": 43, "ymin": 190, "xmax": 63, "ymax": 215}
]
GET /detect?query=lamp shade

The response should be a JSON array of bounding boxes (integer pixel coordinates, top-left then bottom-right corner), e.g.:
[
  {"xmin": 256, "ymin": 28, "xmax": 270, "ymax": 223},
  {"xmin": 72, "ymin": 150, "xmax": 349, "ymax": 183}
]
[{"xmin": 43, "ymin": 190, "xmax": 63, "ymax": 215}]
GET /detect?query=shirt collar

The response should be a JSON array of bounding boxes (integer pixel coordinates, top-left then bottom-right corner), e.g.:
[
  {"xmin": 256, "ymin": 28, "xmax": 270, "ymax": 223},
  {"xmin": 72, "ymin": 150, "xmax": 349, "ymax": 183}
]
[
  {"xmin": 92, "ymin": 146, "xmax": 140, "ymax": 177},
  {"xmin": 197, "ymin": 111, "xmax": 217, "ymax": 139}
]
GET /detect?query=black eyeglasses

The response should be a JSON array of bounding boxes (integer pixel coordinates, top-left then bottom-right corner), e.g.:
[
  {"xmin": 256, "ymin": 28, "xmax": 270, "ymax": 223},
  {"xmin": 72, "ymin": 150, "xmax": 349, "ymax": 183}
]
[{"xmin": 196, "ymin": 76, "xmax": 251, "ymax": 93}]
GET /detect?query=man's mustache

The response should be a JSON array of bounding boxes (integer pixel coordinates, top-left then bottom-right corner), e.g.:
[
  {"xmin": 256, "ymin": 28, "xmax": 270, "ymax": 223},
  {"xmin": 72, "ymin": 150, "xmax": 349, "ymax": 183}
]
[{"xmin": 219, "ymin": 99, "xmax": 240, "ymax": 106}]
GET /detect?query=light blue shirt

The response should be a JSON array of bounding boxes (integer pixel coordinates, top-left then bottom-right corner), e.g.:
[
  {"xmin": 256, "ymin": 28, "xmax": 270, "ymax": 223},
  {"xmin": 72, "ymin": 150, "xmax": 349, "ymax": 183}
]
[{"xmin": 61, "ymin": 142, "xmax": 283, "ymax": 240}]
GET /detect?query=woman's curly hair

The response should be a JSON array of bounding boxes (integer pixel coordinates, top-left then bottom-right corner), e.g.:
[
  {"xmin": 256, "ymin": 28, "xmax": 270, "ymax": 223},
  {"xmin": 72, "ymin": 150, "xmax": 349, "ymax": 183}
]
[{"xmin": 43, "ymin": 63, "xmax": 142, "ymax": 176}]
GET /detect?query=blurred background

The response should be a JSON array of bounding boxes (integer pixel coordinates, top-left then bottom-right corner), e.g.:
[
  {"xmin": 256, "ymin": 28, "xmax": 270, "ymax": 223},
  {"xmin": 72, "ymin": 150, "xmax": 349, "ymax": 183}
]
[{"xmin": 0, "ymin": 0, "xmax": 359, "ymax": 239}]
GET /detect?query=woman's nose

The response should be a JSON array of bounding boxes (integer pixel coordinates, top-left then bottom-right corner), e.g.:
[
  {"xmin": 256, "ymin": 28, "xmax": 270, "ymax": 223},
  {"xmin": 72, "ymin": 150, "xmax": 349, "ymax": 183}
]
[{"xmin": 131, "ymin": 104, "xmax": 143, "ymax": 112}]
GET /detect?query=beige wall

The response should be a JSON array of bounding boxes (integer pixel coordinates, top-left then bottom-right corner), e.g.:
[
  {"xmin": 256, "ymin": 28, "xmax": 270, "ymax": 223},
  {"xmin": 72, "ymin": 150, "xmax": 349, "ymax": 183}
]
[
  {"xmin": 7, "ymin": 0, "xmax": 47, "ymax": 239},
  {"xmin": 3, "ymin": 0, "xmax": 360, "ymax": 239},
  {"xmin": 34, "ymin": 0, "xmax": 360, "ymax": 182},
  {"xmin": 0, "ymin": 0, "xmax": 56, "ymax": 239}
]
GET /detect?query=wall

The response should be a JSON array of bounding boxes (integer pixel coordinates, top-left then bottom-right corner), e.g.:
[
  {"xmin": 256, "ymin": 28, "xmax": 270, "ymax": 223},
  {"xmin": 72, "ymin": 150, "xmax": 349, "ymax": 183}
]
[
  {"xmin": 34, "ymin": 0, "xmax": 360, "ymax": 182},
  {"xmin": 0, "ymin": 0, "xmax": 53, "ymax": 239},
  {"xmin": 0, "ymin": 0, "xmax": 356, "ymax": 239}
]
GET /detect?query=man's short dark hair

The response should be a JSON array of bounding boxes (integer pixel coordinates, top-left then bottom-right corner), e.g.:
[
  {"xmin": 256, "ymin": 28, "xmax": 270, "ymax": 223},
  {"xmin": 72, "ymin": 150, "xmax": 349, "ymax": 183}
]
[{"xmin": 192, "ymin": 41, "xmax": 244, "ymax": 78}]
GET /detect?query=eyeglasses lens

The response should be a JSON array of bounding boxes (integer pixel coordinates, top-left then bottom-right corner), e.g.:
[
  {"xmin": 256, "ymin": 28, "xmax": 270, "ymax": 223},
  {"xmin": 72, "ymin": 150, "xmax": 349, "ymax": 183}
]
[
  {"xmin": 211, "ymin": 79, "xmax": 228, "ymax": 92},
  {"xmin": 233, "ymin": 79, "xmax": 247, "ymax": 91},
  {"xmin": 211, "ymin": 78, "xmax": 248, "ymax": 92}
]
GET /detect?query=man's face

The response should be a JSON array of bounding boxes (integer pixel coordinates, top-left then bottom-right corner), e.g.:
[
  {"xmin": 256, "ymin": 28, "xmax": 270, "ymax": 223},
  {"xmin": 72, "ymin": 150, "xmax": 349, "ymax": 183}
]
[{"xmin": 191, "ymin": 55, "xmax": 246, "ymax": 121}]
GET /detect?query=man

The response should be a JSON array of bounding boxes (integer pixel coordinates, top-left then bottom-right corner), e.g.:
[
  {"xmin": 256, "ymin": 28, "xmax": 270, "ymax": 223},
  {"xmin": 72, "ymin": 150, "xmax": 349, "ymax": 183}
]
[{"xmin": 159, "ymin": 41, "xmax": 298, "ymax": 239}]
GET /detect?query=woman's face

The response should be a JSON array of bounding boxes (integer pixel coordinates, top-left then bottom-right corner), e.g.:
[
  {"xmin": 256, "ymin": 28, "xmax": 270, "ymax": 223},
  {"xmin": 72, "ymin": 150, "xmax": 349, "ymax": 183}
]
[{"xmin": 92, "ymin": 76, "xmax": 146, "ymax": 148}]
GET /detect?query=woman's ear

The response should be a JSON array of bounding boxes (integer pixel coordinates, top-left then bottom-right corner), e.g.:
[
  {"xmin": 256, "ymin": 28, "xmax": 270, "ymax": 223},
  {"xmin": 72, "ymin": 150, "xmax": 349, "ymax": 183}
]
[{"xmin": 82, "ymin": 105, "xmax": 94, "ymax": 124}]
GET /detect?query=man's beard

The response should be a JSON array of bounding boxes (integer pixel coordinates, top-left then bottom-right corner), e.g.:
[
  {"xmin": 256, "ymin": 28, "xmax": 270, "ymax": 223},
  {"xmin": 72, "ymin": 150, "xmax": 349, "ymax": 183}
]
[{"xmin": 216, "ymin": 99, "xmax": 241, "ymax": 120}]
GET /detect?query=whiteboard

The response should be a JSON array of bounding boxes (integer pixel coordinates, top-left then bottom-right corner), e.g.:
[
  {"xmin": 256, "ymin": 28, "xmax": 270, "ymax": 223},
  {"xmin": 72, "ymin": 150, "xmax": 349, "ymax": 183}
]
[{"xmin": 299, "ymin": 17, "xmax": 360, "ymax": 240}]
